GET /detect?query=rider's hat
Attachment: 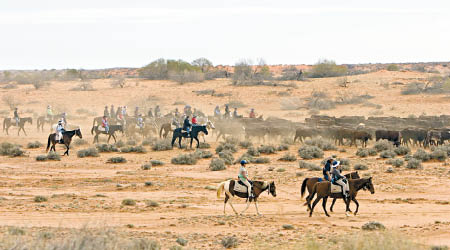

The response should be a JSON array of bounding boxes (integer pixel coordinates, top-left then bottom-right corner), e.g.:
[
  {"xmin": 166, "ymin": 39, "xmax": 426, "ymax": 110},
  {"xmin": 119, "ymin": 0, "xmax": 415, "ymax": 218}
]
[
  {"xmin": 240, "ymin": 160, "xmax": 248, "ymax": 165},
  {"xmin": 332, "ymin": 161, "xmax": 340, "ymax": 167}
]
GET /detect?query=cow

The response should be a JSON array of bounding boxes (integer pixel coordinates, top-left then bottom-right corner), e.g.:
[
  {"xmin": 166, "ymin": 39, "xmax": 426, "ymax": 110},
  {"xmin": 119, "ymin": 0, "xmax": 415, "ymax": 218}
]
[
  {"xmin": 351, "ymin": 130, "xmax": 372, "ymax": 148},
  {"xmin": 375, "ymin": 130, "xmax": 401, "ymax": 147}
]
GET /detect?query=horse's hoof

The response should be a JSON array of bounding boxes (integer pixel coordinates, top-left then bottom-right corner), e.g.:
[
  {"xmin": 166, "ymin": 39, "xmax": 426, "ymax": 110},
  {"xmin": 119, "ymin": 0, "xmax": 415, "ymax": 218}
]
[{"xmin": 345, "ymin": 212, "xmax": 350, "ymax": 217}]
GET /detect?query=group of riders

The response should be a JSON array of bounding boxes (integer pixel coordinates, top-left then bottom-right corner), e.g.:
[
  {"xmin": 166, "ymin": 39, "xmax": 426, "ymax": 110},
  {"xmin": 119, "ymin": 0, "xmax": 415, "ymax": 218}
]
[
  {"xmin": 214, "ymin": 105, "xmax": 257, "ymax": 119},
  {"xmin": 240, "ymin": 156, "xmax": 349, "ymax": 201}
]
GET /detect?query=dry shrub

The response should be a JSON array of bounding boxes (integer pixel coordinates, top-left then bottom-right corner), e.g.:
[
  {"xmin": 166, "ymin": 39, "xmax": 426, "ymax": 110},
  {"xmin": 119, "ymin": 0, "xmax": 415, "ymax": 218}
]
[
  {"xmin": 305, "ymin": 137, "xmax": 337, "ymax": 151},
  {"xmin": 171, "ymin": 153, "xmax": 198, "ymax": 165},
  {"xmin": 299, "ymin": 160, "xmax": 320, "ymax": 171},
  {"xmin": 152, "ymin": 139, "xmax": 172, "ymax": 151},
  {"xmin": 107, "ymin": 156, "xmax": 127, "ymax": 163},
  {"xmin": 209, "ymin": 158, "xmax": 226, "ymax": 171},
  {"xmin": 257, "ymin": 145, "xmax": 277, "ymax": 154},
  {"xmin": 279, "ymin": 153, "xmax": 296, "ymax": 161},
  {"xmin": 298, "ymin": 145, "xmax": 324, "ymax": 159},
  {"xmin": 77, "ymin": 147, "xmax": 99, "ymax": 158},
  {"xmin": 0, "ymin": 142, "xmax": 24, "ymax": 157}
]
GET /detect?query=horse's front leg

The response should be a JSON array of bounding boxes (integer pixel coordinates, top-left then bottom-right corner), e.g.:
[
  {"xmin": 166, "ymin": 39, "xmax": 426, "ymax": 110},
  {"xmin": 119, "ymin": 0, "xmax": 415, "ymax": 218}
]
[
  {"xmin": 178, "ymin": 137, "xmax": 182, "ymax": 148},
  {"xmin": 330, "ymin": 198, "xmax": 337, "ymax": 212},
  {"xmin": 190, "ymin": 137, "xmax": 193, "ymax": 149},
  {"xmin": 352, "ymin": 197, "xmax": 359, "ymax": 215},
  {"xmin": 254, "ymin": 199, "xmax": 262, "ymax": 216},
  {"xmin": 322, "ymin": 197, "xmax": 330, "ymax": 217},
  {"xmin": 195, "ymin": 137, "xmax": 200, "ymax": 148},
  {"xmin": 23, "ymin": 128, "xmax": 27, "ymax": 136},
  {"xmin": 240, "ymin": 199, "xmax": 251, "ymax": 215},
  {"xmin": 112, "ymin": 134, "xmax": 117, "ymax": 143}
]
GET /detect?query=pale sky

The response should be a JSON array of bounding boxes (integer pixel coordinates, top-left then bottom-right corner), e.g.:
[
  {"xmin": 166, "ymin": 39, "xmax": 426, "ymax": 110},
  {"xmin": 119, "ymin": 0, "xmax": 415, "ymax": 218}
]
[{"xmin": 0, "ymin": 0, "xmax": 449, "ymax": 69}]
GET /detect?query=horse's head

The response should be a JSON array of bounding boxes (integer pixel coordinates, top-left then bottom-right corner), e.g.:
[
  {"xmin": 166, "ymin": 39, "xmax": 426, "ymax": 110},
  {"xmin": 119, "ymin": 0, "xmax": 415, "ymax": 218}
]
[
  {"xmin": 207, "ymin": 120, "xmax": 215, "ymax": 129},
  {"xmin": 365, "ymin": 177, "xmax": 375, "ymax": 194},
  {"xmin": 201, "ymin": 125, "xmax": 208, "ymax": 135},
  {"xmin": 118, "ymin": 125, "xmax": 124, "ymax": 133},
  {"xmin": 268, "ymin": 181, "xmax": 276, "ymax": 197},
  {"xmin": 28, "ymin": 117, "xmax": 33, "ymax": 125},
  {"xmin": 76, "ymin": 129, "xmax": 83, "ymax": 139},
  {"xmin": 351, "ymin": 171, "xmax": 360, "ymax": 179}
]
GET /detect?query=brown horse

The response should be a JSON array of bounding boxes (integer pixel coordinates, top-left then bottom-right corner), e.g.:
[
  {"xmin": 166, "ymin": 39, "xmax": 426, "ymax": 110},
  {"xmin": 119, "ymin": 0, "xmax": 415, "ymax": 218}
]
[
  {"xmin": 217, "ymin": 180, "xmax": 276, "ymax": 215},
  {"xmin": 159, "ymin": 123, "xmax": 173, "ymax": 138},
  {"xmin": 301, "ymin": 171, "xmax": 360, "ymax": 208},
  {"xmin": 36, "ymin": 114, "xmax": 63, "ymax": 132},
  {"xmin": 307, "ymin": 177, "xmax": 375, "ymax": 217},
  {"xmin": 3, "ymin": 117, "xmax": 33, "ymax": 136},
  {"xmin": 46, "ymin": 129, "xmax": 82, "ymax": 156}
]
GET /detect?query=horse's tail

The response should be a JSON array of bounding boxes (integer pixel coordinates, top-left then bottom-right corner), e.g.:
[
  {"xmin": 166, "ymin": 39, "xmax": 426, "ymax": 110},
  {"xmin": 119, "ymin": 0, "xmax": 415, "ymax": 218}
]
[
  {"xmin": 217, "ymin": 181, "xmax": 226, "ymax": 198},
  {"xmin": 46, "ymin": 134, "xmax": 51, "ymax": 152},
  {"xmin": 2, "ymin": 119, "xmax": 6, "ymax": 132},
  {"xmin": 301, "ymin": 178, "xmax": 309, "ymax": 198},
  {"xmin": 91, "ymin": 126, "xmax": 95, "ymax": 135},
  {"xmin": 307, "ymin": 182, "xmax": 318, "ymax": 204}
]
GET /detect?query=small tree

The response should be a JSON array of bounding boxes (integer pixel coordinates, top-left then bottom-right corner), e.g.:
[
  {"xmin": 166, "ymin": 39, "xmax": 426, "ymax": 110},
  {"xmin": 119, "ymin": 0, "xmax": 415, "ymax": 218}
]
[
  {"xmin": 308, "ymin": 59, "xmax": 347, "ymax": 78},
  {"xmin": 192, "ymin": 58, "xmax": 213, "ymax": 73},
  {"xmin": 386, "ymin": 64, "xmax": 399, "ymax": 71},
  {"xmin": 2, "ymin": 96, "xmax": 19, "ymax": 110},
  {"xmin": 232, "ymin": 59, "xmax": 253, "ymax": 85},
  {"xmin": 111, "ymin": 77, "xmax": 126, "ymax": 88}
]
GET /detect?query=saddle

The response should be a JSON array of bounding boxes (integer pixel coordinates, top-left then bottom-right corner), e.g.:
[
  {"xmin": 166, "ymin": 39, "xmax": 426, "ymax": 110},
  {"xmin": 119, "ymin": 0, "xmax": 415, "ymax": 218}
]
[
  {"xmin": 330, "ymin": 183, "xmax": 343, "ymax": 193},
  {"xmin": 97, "ymin": 126, "xmax": 106, "ymax": 132}
]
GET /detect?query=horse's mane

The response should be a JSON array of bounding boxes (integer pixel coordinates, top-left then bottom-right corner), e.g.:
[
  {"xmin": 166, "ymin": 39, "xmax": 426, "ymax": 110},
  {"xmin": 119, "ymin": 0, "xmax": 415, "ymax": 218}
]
[{"xmin": 253, "ymin": 181, "xmax": 269, "ymax": 189}]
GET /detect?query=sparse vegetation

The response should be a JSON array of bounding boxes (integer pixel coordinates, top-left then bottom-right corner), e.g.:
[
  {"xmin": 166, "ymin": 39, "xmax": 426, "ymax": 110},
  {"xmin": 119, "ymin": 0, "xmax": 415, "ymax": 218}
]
[
  {"xmin": 387, "ymin": 158, "xmax": 404, "ymax": 167},
  {"xmin": 152, "ymin": 139, "xmax": 172, "ymax": 151},
  {"xmin": 171, "ymin": 153, "xmax": 198, "ymax": 165},
  {"xmin": 221, "ymin": 236, "xmax": 239, "ymax": 249},
  {"xmin": 356, "ymin": 148, "xmax": 369, "ymax": 157},
  {"xmin": 354, "ymin": 163, "xmax": 368, "ymax": 170},
  {"xmin": 27, "ymin": 141, "xmax": 43, "ymax": 149},
  {"xmin": 141, "ymin": 164, "xmax": 152, "ymax": 170},
  {"xmin": 209, "ymin": 158, "xmax": 226, "ymax": 171},
  {"xmin": 380, "ymin": 150, "xmax": 396, "ymax": 158},
  {"xmin": 308, "ymin": 59, "xmax": 347, "ymax": 78},
  {"xmin": 298, "ymin": 145, "xmax": 324, "ymax": 159},
  {"xmin": 0, "ymin": 142, "xmax": 25, "ymax": 157},
  {"xmin": 34, "ymin": 196, "xmax": 48, "ymax": 203},
  {"xmin": 258, "ymin": 145, "xmax": 276, "ymax": 154},
  {"xmin": 150, "ymin": 160, "xmax": 164, "ymax": 166},
  {"xmin": 362, "ymin": 221, "xmax": 385, "ymax": 230},
  {"xmin": 413, "ymin": 149, "xmax": 431, "ymax": 162},
  {"xmin": 77, "ymin": 147, "xmax": 99, "ymax": 158},
  {"xmin": 219, "ymin": 150, "xmax": 234, "ymax": 165},
  {"xmin": 299, "ymin": 160, "xmax": 320, "ymax": 171},
  {"xmin": 96, "ymin": 144, "xmax": 119, "ymax": 152},
  {"xmin": 122, "ymin": 199, "xmax": 136, "ymax": 206},
  {"xmin": 120, "ymin": 145, "xmax": 146, "ymax": 153},
  {"xmin": 373, "ymin": 140, "xmax": 393, "ymax": 152},
  {"xmin": 406, "ymin": 159, "xmax": 423, "ymax": 169},
  {"xmin": 239, "ymin": 140, "xmax": 253, "ymax": 149},
  {"xmin": 430, "ymin": 149, "xmax": 448, "ymax": 162},
  {"xmin": 394, "ymin": 146, "xmax": 411, "ymax": 156},
  {"xmin": 304, "ymin": 137, "xmax": 337, "ymax": 151},
  {"xmin": 107, "ymin": 156, "xmax": 127, "ymax": 163},
  {"xmin": 279, "ymin": 153, "xmax": 296, "ymax": 161}
]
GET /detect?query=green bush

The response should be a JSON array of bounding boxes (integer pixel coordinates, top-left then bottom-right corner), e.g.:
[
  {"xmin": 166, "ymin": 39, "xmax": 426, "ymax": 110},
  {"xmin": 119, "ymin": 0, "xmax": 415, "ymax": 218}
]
[
  {"xmin": 36, "ymin": 155, "xmax": 47, "ymax": 161},
  {"xmin": 276, "ymin": 144, "xmax": 289, "ymax": 151},
  {"xmin": 298, "ymin": 145, "xmax": 324, "ymax": 159},
  {"xmin": 141, "ymin": 164, "xmax": 152, "ymax": 170},
  {"xmin": 209, "ymin": 158, "xmax": 226, "ymax": 171},
  {"xmin": 120, "ymin": 145, "xmax": 146, "ymax": 153},
  {"xmin": 194, "ymin": 149, "xmax": 213, "ymax": 159},
  {"xmin": 141, "ymin": 137, "xmax": 156, "ymax": 146},
  {"xmin": 373, "ymin": 140, "xmax": 393, "ymax": 152},
  {"xmin": 356, "ymin": 148, "xmax": 369, "ymax": 157},
  {"xmin": 215, "ymin": 142, "xmax": 237, "ymax": 154},
  {"xmin": 279, "ymin": 153, "xmax": 296, "ymax": 161},
  {"xmin": 77, "ymin": 147, "xmax": 99, "ymax": 158},
  {"xmin": 198, "ymin": 142, "xmax": 211, "ymax": 149},
  {"xmin": 251, "ymin": 157, "xmax": 270, "ymax": 164},
  {"xmin": 107, "ymin": 156, "xmax": 127, "ymax": 163},
  {"xmin": 432, "ymin": 145, "xmax": 450, "ymax": 156},
  {"xmin": 126, "ymin": 140, "xmax": 136, "ymax": 146},
  {"xmin": 221, "ymin": 236, "xmax": 239, "ymax": 249},
  {"xmin": 146, "ymin": 200, "xmax": 159, "ymax": 207},
  {"xmin": 0, "ymin": 142, "xmax": 24, "ymax": 157},
  {"xmin": 368, "ymin": 148, "xmax": 378, "ymax": 156},
  {"xmin": 47, "ymin": 152, "xmax": 61, "ymax": 161},
  {"xmin": 406, "ymin": 159, "xmax": 422, "ymax": 169},
  {"xmin": 308, "ymin": 59, "xmax": 347, "ymax": 78},
  {"xmin": 96, "ymin": 144, "xmax": 119, "ymax": 152},
  {"xmin": 304, "ymin": 137, "xmax": 337, "ymax": 151},
  {"xmin": 431, "ymin": 149, "xmax": 448, "ymax": 162},
  {"xmin": 299, "ymin": 160, "xmax": 320, "ymax": 171},
  {"xmin": 387, "ymin": 158, "xmax": 404, "ymax": 167},
  {"xmin": 413, "ymin": 149, "xmax": 430, "ymax": 162},
  {"xmin": 362, "ymin": 221, "xmax": 385, "ymax": 230},
  {"xmin": 73, "ymin": 139, "xmax": 88, "ymax": 146},
  {"xmin": 257, "ymin": 145, "xmax": 277, "ymax": 154},
  {"xmin": 247, "ymin": 146, "xmax": 260, "ymax": 156},
  {"xmin": 386, "ymin": 64, "xmax": 399, "ymax": 71},
  {"xmin": 114, "ymin": 140, "xmax": 125, "ymax": 148},
  {"xmin": 27, "ymin": 141, "xmax": 43, "ymax": 149},
  {"xmin": 354, "ymin": 163, "xmax": 368, "ymax": 170},
  {"xmin": 150, "ymin": 160, "xmax": 164, "ymax": 166},
  {"xmin": 394, "ymin": 146, "xmax": 410, "ymax": 156},
  {"xmin": 122, "ymin": 199, "xmax": 136, "ymax": 206},
  {"xmin": 380, "ymin": 150, "xmax": 396, "ymax": 158},
  {"xmin": 152, "ymin": 139, "xmax": 172, "ymax": 151},
  {"xmin": 171, "ymin": 153, "xmax": 198, "ymax": 165},
  {"xmin": 239, "ymin": 140, "xmax": 253, "ymax": 149},
  {"xmin": 219, "ymin": 150, "xmax": 234, "ymax": 165},
  {"xmin": 34, "ymin": 196, "xmax": 48, "ymax": 203}
]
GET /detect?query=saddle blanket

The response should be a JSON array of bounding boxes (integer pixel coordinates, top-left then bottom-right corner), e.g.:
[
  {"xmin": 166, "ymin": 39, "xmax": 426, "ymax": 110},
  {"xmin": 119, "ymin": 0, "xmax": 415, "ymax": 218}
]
[
  {"xmin": 97, "ymin": 126, "xmax": 106, "ymax": 132},
  {"xmin": 234, "ymin": 181, "xmax": 247, "ymax": 193},
  {"xmin": 331, "ymin": 183, "xmax": 343, "ymax": 193}
]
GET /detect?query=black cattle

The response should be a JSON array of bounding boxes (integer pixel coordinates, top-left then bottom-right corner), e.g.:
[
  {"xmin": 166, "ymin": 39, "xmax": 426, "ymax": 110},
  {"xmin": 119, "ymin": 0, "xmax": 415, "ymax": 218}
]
[
  {"xmin": 425, "ymin": 130, "xmax": 442, "ymax": 147},
  {"xmin": 375, "ymin": 130, "xmax": 401, "ymax": 147},
  {"xmin": 351, "ymin": 130, "xmax": 372, "ymax": 148},
  {"xmin": 401, "ymin": 128, "xmax": 427, "ymax": 147}
]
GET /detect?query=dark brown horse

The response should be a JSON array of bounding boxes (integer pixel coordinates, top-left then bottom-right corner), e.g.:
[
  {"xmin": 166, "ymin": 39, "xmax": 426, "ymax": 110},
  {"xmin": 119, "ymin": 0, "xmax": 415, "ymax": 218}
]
[
  {"xmin": 46, "ymin": 129, "xmax": 82, "ymax": 156},
  {"xmin": 91, "ymin": 125, "xmax": 123, "ymax": 143},
  {"xmin": 217, "ymin": 180, "xmax": 276, "ymax": 215},
  {"xmin": 307, "ymin": 177, "xmax": 375, "ymax": 217},
  {"xmin": 301, "ymin": 171, "xmax": 360, "ymax": 208},
  {"xmin": 3, "ymin": 117, "xmax": 33, "ymax": 136}
]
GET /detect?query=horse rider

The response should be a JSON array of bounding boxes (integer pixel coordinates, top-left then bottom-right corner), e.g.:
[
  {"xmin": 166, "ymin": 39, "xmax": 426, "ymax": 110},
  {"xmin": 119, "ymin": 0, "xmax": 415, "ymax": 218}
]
[
  {"xmin": 155, "ymin": 105, "xmax": 161, "ymax": 117},
  {"xmin": 239, "ymin": 160, "xmax": 254, "ymax": 200},
  {"xmin": 134, "ymin": 107, "xmax": 139, "ymax": 118},
  {"xmin": 12, "ymin": 107, "xmax": 20, "ymax": 126},
  {"xmin": 184, "ymin": 105, "xmax": 192, "ymax": 117},
  {"xmin": 46, "ymin": 105, "xmax": 54, "ymax": 121},
  {"xmin": 183, "ymin": 115, "xmax": 192, "ymax": 136},
  {"xmin": 104, "ymin": 106, "xmax": 110, "ymax": 118},
  {"xmin": 174, "ymin": 108, "xmax": 180, "ymax": 118},
  {"xmin": 214, "ymin": 105, "xmax": 221, "ymax": 118},
  {"xmin": 191, "ymin": 115, "xmax": 198, "ymax": 126},
  {"xmin": 331, "ymin": 160, "xmax": 349, "ymax": 198},
  {"xmin": 116, "ymin": 106, "xmax": 122, "ymax": 120},
  {"xmin": 102, "ymin": 116, "xmax": 109, "ymax": 133},
  {"xmin": 322, "ymin": 158, "xmax": 333, "ymax": 181},
  {"xmin": 122, "ymin": 106, "xmax": 128, "ymax": 117},
  {"xmin": 224, "ymin": 105, "xmax": 230, "ymax": 119},
  {"xmin": 249, "ymin": 108, "xmax": 256, "ymax": 118},
  {"xmin": 56, "ymin": 119, "xmax": 65, "ymax": 143},
  {"xmin": 172, "ymin": 116, "xmax": 180, "ymax": 128},
  {"xmin": 233, "ymin": 108, "xmax": 240, "ymax": 119},
  {"xmin": 137, "ymin": 114, "xmax": 144, "ymax": 129},
  {"xmin": 61, "ymin": 112, "xmax": 67, "ymax": 126},
  {"xmin": 110, "ymin": 104, "xmax": 115, "ymax": 119},
  {"xmin": 147, "ymin": 108, "xmax": 154, "ymax": 118}
]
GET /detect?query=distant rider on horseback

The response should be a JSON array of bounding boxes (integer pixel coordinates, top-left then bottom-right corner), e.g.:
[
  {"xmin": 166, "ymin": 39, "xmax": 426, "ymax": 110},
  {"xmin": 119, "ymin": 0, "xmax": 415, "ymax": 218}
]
[
  {"xmin": 134, "ymin": 107, "xmax": 139, "ymax": 118},
  {"xmin": 104, "ymin": 106, "xmax": 109, "ymax": 118},
  {"xmin": 249, "ymin": 108, "xmax": 256, "ymax": 118},
  {"xmin": 13, "ymin": 107, "xmax": 20, "ymax": 126},
  {"xmin": 239, "ymin": 160, "xmax": 254, "ymax": 200},
  {"xmin": 331, "ymin": 161, "xmax": 349, "ymax": 198},
  {"xmin": 137, "ymin": 114, "xmax": 144, "ymax": 129},
  {"xmin": 56, "ymin": 120, "xmax": 65, "ymax": 143},
  {"xmin": 214, "ymin": 106, "xmax": 221, "ymax": 118},
  {"xmin": 147, "ymin": 108, "xmax": 153, "ymax": 118},
  {"xmin": 155, "ymin": 105, "xmax": 161, "ymax": 117},
  {"xmin": 61, "ymin": 112, "xmax": 67, "ymax": 126},
  {"xmin": 183, "ymin": 115, "xmax": 192, "ymax": 136},
  {"xmin": 191, "ymin": 115, "xmax": 197, "ymax": 125},
  {"xmin": 110, "ymin": 105, "xmax": 115, "ymax": 119},
  {"xmin": 46, "ymin": 105, "xmax": 53, "ymax": 120},
  {"xmin": 102, "ymin": 116, "xmax": 109, "ymax": 133}
]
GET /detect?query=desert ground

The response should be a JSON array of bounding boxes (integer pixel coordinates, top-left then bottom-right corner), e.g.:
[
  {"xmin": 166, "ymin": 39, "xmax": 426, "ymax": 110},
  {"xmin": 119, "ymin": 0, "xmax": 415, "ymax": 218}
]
[{"xmin": 0, "ymin": 69, "xmax": 449, "ymax": 249}]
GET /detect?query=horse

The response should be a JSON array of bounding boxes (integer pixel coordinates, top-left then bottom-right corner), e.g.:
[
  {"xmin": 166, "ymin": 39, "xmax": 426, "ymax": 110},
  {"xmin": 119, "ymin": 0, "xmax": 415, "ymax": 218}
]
[
  {"xmin": 217, "ymin": 180, "xmax": 276, "ymax": 215},
  {"xmin": 91, "ymin": 125, "xmax": 123, "ymax": 144},
  {"xmin": 171, "ymin": 125, "xmax": 208, "ymax": 148},
  {"xmin": 159, "ymin": 123, "xmax": 173, "ymax": 138},
  {"xmin": 46, "ymin": 129, "xmax": 82, "ymax": 156},
  {"xmin": 3, "ymin": 117, "xmax": 33, "ymax": 136},
  {"xmin": 37, "ymin": 113, "xmax": 65, "ymax": 132},
  {"xmin": 307, "ymin": 177, "xmax": 375, "ymax": 217},
  {"xmin": 92, "ymin": 116, "xmax": 118, "ymax": 127},
  {"xmin": 199, "ymin": 119, "xmax": 215, "ymax": 142},
  {"xmin": 301, "ymin": 171, "xmax": 360, "ymax": 209}
]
